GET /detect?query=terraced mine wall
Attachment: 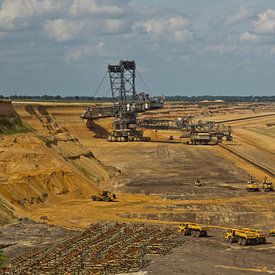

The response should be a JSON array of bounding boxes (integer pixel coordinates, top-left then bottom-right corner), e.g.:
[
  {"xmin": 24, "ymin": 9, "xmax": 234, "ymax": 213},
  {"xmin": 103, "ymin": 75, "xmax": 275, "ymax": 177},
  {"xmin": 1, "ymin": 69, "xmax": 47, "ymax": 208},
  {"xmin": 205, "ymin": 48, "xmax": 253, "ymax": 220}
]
[
  {"xmin": 0, "ymin": 101, "xmax": 116, "ymax": 225},
  {"xmin": 0, "ymin": 100, "xmax": 15, "ymax": 116},
  {"xmin": 0, "ymin": 100, "xmax": 30, "ymax": 135}
]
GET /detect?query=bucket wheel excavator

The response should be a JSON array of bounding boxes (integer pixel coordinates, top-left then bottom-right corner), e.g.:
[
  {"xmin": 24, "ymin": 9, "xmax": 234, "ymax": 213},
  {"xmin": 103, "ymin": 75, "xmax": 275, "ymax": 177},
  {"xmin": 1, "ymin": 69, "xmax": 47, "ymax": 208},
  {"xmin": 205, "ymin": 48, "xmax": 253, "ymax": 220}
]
[{"xmin": 107, "ymin": 60, "xmax": 150, "ymax": 142}]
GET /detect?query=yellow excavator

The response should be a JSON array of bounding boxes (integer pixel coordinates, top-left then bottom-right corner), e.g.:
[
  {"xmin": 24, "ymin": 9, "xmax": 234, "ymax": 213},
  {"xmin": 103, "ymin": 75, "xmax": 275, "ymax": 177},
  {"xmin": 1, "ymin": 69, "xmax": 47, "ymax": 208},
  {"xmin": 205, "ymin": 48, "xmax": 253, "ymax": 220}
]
[{"xmin": 263, "ymin": 176, "xmax": 274, "ymax": 192}]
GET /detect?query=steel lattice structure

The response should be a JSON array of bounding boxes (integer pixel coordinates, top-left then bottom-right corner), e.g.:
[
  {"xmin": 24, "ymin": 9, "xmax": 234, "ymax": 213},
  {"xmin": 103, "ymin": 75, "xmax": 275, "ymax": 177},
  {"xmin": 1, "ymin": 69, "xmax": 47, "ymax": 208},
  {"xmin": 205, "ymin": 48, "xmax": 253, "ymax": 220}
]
[{"xmin": 108, "ymin": 60, "xmax": 136, "ymax": 107}]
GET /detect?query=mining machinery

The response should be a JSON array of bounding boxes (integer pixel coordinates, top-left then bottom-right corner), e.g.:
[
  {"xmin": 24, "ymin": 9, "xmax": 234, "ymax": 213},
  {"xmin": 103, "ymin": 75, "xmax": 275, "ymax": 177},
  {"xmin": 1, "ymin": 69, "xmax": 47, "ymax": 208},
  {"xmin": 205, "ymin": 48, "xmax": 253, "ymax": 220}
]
[
  {"xmin": 177, "ymin": 222, "xmax": 209, "ymax": 237},
  {"xmin": 106, "ymin": 60, "xmax": 150, "ymax": 142},
  {"xmin": 81, "ymin": 60, "xmax": 232, "ymax": 144},
  {"xmin": 246, "ymin": 174, "xmax": 260, "ymax": 192},
  {"xmin": 263, "ymin": 176, "xmax": 274, "ymax": 192},
  {"xmin": 81, "ymin": 61, "xmax": 164, "ymax": 126},
  {"xmin": 177, "ymin": 222, "xmax": 271, "ymax": 246},
  {"xmin": 225, "ymin": 228, "xmax": 268, "ymax": 246},
  {"xmin": 91, "ymin": 191, "xmax": 117, "ymax": 202},
  {"xmin": 81, "ymin": 60, "xmax": 164, "ymax": 141},
  {"xmin": 137, "ymin": 116, "xmax": 233, "ymax": 144},
  {"xmin": 194, "ymin": 177, "xmax": 202, "ymax": 187}
]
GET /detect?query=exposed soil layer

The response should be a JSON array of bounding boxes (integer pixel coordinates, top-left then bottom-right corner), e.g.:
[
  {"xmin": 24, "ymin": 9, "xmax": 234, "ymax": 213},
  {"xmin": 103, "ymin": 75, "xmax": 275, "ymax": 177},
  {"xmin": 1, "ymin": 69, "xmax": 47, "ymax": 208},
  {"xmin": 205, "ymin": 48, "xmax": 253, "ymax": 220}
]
[
  {"xmin": 1, "ymin": 221, "xmax": 274, "ymax": 275},
  {"xmin": 0, "ymin": 103, "xmax": 114, "ymax": 224},
  {"xmin": 4, "ymin": 100, "xmax": 273, "ymax": 230},
  {"xmin": 0, "ymin": 101, "xmax": 274, "ymax": 274},
  {"xmin": 86, "ymin": 141, "xmax": 248, "ymax": 195},
  {"xmin": 147, "ymin": 230, "xmax": 275, "ymax": 275},
  {"xmin": 0, "ymin": 218, "xmax": 74, "ymax": 258},
  {"xmin": 0, "ymin": 100, "xmax": 31, "ymax": 135},
  {"xmin": 1, "ymin": 222, "xmax": 183, "ymax": 274}
]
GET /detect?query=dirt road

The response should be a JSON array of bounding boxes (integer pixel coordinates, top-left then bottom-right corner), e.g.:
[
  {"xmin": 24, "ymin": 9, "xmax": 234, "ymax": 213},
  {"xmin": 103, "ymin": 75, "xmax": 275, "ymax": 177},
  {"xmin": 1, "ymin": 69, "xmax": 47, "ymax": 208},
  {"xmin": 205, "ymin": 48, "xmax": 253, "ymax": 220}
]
[{"xmin": 146, "ymin": 232, "xmax": 275, "ymax": 275}]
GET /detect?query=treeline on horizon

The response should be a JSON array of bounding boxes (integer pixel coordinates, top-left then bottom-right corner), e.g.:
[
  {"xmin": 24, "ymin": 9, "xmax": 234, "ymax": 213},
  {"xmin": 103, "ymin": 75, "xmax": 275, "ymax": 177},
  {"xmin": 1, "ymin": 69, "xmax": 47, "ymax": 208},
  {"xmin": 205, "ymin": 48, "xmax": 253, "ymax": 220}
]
[{"xmin": 0, "ymin": 94, "xmax": 275, "ymax": 102}]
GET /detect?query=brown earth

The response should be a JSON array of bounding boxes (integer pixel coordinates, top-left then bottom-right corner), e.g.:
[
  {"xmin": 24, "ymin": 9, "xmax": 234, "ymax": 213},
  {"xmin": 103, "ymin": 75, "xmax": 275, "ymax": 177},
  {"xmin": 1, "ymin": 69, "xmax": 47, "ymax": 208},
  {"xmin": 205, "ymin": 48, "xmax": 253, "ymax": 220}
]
[
  {"xmin": 0, "ymin": 101, "xmax": 114, "ymax": 225},
  {"xmin": 0, "ymin": 100, "xmax": 14, "ymax": 116},
  {"xmin": 0, "ymin": 100, "xmax": 274, "ymax": 274},
  {"xmin": 7, "ymin": 100, "xmax": 274, "ymax": 229}
]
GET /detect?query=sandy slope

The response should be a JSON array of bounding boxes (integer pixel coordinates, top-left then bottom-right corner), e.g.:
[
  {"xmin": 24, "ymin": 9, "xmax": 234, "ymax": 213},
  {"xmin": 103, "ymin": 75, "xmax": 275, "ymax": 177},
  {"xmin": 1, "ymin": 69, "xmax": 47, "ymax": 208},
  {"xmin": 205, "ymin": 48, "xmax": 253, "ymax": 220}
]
[
  {"xmin": 1, "ymin": 100, "xmax": 274, "ymax": 275},
  {"xmin": 0, "ymin": 102, "xmax": 114, "ymax": 224},
  {"xmin": 1, "ymin": 101, "xmax": 274, "ymax": 230}
]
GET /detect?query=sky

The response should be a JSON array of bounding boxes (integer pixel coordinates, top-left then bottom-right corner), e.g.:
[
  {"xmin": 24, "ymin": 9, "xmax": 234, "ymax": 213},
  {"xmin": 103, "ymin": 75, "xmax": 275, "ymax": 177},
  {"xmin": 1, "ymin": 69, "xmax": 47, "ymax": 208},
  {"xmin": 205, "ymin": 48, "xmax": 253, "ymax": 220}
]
[{"xmin": 0, "ymin": 0, "xmax": 275, "ymax": 96}]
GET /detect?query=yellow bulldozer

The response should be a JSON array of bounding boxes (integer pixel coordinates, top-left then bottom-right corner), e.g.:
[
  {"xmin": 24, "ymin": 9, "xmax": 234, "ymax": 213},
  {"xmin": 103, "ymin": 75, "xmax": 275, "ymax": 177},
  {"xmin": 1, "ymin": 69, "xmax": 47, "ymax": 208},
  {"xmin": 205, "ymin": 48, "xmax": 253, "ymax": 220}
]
[
  {"xmin": 91, "ymin": 191, "xmax": 117, "ymax": 202},
  {"xmin": 178, "ymin": 222, "xmax": 209, "ymax": 237},
  {"xmin": 263, "ymin": 176, "xmax": 274, "ymax": 192},
  {"xmin": 225, "ymin": 228, "xmax": 268, "ymax": 246},
  {"xmin": 246, "ymin": 174, "xmax": 259, "ymax": 192}
]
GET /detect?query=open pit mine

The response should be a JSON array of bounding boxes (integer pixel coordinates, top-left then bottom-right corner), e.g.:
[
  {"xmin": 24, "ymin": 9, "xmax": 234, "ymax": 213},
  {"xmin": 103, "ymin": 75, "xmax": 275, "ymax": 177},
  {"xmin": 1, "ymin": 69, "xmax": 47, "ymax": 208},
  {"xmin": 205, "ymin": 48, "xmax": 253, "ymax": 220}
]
[{"xmin": 0, "ymin": 85, "xmax": 275, "ymax": 273}]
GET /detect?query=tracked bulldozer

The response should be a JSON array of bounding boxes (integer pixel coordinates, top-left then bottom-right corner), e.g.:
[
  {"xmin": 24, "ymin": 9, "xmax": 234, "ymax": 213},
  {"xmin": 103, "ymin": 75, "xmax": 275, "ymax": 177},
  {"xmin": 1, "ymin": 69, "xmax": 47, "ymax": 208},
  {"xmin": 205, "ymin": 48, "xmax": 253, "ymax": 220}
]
[{"xmin": 91, "ymin": 191, "xmax": 116, "ymax": 202}]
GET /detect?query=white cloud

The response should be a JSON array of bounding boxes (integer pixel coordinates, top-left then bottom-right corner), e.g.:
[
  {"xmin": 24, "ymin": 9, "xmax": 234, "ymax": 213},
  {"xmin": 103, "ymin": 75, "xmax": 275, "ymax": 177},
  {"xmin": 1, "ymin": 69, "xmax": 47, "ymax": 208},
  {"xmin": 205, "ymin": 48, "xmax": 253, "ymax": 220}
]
[
  {"xmin": 65, "ymin": 42, "xmax": 105, "ymax": 62},
  {"xmin": 0, "ymin": 0, "xmax": 193, "ymax": 45},
  {"xmin": 43, "ymin": 19, "xmax": 85, "ymax": 42},
  {"xmin": 1, "ymin": 1, "xmax": 275, "ymax": 95},
  {"xmin": 225, "ymin": 7, "xmax": 254, "ymax": 24},
  {"xmin": 104, "ymin": 19, "xmax": 125, "ymax": 33},
  {"xmin": 254, "ymin": 9, "xmax": 275, "ymax": 34},
  {"xmin": 70, "ymin": 0, "xmax": 129, "ymax": 17},
  {"xmin": 169, "ymin": 16, "xmax": 190, "ymax": 29},
  {"xmin": 134, "ymin": 16, "xmax": 192, "ymax": 42},
  {"xmin": 0, "ymin": 0, "xmax": 64, "ymax": 31},
  {"xmin": 240, "ymin": 31, "xmax": 260, "ymax": 42},
  {"xmin": 43, "ymin": 17, "xmax": 128, "ymax": 42},
  {"xmin": 208, "ymin": 44, "xmax": 237, "ymax": 55}
]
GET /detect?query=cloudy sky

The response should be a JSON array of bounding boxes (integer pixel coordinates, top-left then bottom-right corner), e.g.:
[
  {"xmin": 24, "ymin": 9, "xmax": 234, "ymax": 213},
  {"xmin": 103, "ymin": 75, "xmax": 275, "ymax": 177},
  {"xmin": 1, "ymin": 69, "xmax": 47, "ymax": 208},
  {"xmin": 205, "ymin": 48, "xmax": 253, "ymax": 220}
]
[{"xmin": 0, "ymin": 0, "xmax": 275, "ymax": 96}]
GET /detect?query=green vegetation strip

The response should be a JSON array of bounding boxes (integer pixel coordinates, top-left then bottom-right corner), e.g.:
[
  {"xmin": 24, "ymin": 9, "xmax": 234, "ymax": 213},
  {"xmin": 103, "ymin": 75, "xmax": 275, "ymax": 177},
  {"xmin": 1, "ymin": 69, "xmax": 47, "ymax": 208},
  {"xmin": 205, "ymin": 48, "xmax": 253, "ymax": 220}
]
[
  {"xmin": 0, "ymin": 251, "xmax": 8, "ymax": 267},
  {"xmin": 0, "ymin": 117, "xmax": 34, "ymax": 135}
]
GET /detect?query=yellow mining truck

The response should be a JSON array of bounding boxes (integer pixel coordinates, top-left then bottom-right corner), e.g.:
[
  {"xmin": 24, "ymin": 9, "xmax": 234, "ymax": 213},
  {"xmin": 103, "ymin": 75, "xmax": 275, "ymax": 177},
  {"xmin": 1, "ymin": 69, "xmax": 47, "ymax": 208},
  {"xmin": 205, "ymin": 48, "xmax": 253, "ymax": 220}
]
[
  {"xmin": 263, "ymin": 177, "xmax": 274, "ymax": 192},
  {"xmin": 91, "ymin": 191, "xmax": 116, "ymax": 202},
  {"xmin": 178, "ymin": 222, "xmax": 209, "ymax": 237},
  {"xmin": 246, "ymin": 175, "xmax": 259, "ymax": 192},
  {"xmin": 225, "ymin": 228, "xmax": 267, "ymax": 246},
  {"xmin": 241, "ymin": 228, "xmax": 268, "ymax": 244}
]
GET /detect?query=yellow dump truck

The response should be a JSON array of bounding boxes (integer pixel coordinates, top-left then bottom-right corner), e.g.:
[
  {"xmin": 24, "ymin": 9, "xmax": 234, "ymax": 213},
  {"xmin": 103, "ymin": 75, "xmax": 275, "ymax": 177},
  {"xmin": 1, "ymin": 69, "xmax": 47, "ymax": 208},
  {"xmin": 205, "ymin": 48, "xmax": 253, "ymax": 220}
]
[
  {"xmin": 225, "ymin": 228, "xmax": 267, "ymax": 246},
  {"xmin": 241, "ymin": 228, "xmax": 268, "ymax": 244},
  {"xmin": 178, "ymin": 222, "xmax": 209, "ymax": 237}
]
